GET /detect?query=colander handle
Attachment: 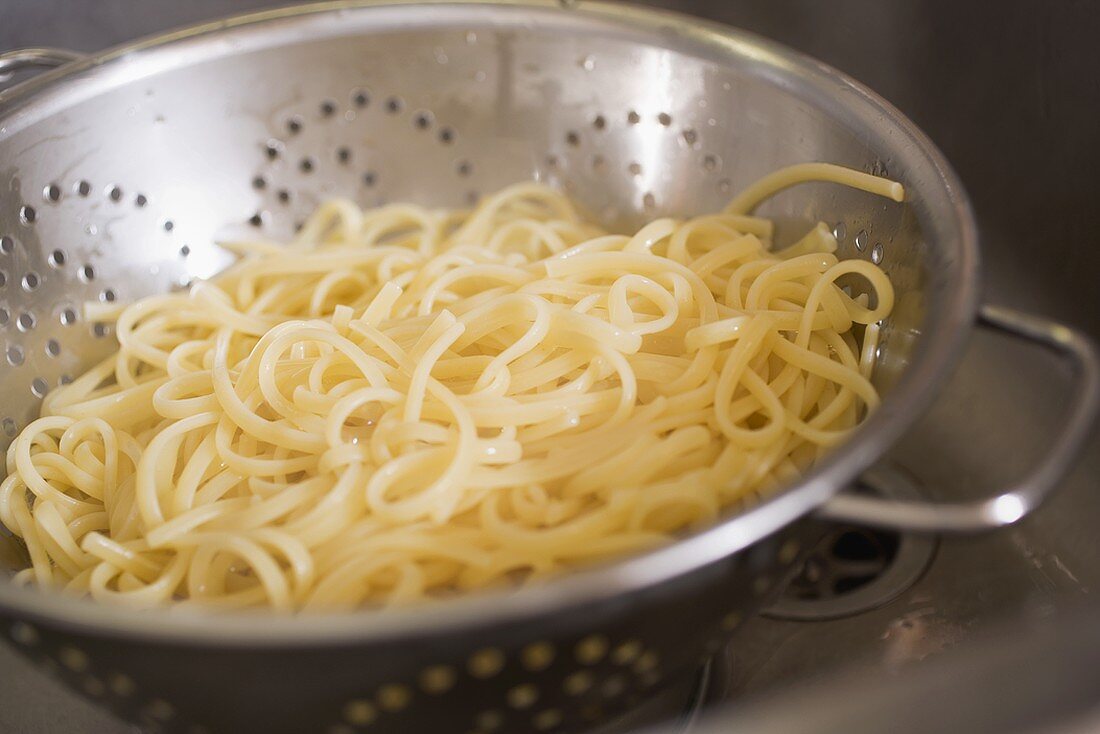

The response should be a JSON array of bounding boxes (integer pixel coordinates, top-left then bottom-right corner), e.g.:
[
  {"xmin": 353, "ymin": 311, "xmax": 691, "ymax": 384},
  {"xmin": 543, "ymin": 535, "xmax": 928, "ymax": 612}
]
[
  {"xmin": 818, "ymin": 304, "xmax": 1100, "ymax": 533},
  {"xmin": 0, "ymin": 47, "xmax": 84, "ymax": 82}
]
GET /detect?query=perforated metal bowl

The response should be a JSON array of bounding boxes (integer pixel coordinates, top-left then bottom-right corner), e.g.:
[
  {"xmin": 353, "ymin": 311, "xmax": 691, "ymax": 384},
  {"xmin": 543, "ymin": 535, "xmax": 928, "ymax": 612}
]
[{"xmin": 0, "ymin": 2, "xmax": 1096, "ymax": 733}]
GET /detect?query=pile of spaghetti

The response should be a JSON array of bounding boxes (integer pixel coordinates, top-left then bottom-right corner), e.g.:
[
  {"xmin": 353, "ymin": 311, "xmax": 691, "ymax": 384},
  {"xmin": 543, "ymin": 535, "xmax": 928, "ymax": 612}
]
[{"xmin": 0, "ymin": 164, "xmax": 900, "ymax": 610}]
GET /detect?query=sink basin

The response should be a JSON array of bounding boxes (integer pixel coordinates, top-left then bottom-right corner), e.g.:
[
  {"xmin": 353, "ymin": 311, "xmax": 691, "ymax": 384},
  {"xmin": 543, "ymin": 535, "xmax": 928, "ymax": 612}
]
[
  {"xmin": 1, "ymin": 2, "xmax": 1097, "ymax": 733},
  {"xmin": 707, "ymin": 324, "xmax": 1099, "ymax": 705}
]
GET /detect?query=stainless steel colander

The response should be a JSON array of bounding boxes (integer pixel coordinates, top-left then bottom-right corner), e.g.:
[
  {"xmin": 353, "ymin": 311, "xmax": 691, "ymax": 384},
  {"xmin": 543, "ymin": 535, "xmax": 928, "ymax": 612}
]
[{"xmin": 0, "ymin": 2, "xmax": 1096, "ymax": 733}]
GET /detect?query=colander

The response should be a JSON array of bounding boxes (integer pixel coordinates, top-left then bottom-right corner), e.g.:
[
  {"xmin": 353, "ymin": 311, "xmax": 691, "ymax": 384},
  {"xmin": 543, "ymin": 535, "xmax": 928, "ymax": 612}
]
[{"xmin": 0, "ymin": 2, "xmax": 1096, "ymax": 733}]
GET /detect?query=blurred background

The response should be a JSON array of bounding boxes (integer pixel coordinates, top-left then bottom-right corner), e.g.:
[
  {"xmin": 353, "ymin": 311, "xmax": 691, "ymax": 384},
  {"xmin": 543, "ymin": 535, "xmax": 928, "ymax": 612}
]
[{"xmin": 2, "ymin": 2, "xmax": 1098, "ymax": 733}]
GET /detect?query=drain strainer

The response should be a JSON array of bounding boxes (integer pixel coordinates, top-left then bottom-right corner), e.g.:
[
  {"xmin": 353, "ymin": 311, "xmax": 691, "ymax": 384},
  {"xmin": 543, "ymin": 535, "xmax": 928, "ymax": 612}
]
[{"xmin": 765, "ymin": 467, "xmax": 937, "ymax": 621}]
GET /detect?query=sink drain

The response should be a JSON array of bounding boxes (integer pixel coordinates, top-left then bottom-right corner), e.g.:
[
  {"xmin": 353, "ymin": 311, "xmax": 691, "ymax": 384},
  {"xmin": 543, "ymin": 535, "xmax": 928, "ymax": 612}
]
[{"xmin": 764, "ymin": 467, "xmax": 937, "ymax": 621}]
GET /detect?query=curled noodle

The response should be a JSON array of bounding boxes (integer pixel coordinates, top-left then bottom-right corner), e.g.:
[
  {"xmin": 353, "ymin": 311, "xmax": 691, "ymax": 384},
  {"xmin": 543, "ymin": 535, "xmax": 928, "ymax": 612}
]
[{"xmin": 0, "ymin": 164, "xmax": 899, "ymax": 610}]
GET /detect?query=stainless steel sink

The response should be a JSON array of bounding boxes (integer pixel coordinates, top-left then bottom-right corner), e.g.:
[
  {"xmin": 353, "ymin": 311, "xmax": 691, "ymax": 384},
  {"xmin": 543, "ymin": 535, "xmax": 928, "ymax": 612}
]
[
  {"xmin": 2, "ymin": 1, "xmax": 1097, "ymax": 733},
  {"xmin": 712, "ymin": 323, "xmax": 1099, "ymax": 701}
]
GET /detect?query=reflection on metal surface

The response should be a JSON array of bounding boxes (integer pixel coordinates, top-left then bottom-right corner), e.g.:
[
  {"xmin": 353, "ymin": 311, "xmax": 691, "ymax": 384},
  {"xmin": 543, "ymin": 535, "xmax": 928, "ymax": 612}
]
[
  {"xmin": 0, "ymin": 48, "xmax": 83, "ymax": 83},
  {"xmin": 879, "ymin": 607, "xmax": 964, "ymax": 670}
]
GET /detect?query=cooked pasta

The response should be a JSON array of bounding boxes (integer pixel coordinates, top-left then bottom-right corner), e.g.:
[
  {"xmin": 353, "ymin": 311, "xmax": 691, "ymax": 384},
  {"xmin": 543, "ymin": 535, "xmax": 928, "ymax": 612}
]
[{"xmin": 0, "ymin": 163, "xmax": 900, "ymax": 610}]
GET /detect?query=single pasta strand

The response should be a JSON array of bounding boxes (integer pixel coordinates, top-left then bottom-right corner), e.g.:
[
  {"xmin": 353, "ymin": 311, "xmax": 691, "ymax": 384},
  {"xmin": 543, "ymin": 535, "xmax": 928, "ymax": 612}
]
[{"xmin": 1, "ymin": 166, "xmax": 899, "ymax": 611}]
